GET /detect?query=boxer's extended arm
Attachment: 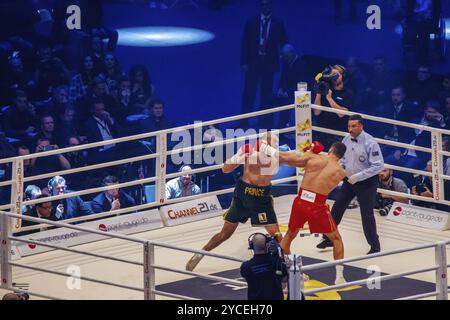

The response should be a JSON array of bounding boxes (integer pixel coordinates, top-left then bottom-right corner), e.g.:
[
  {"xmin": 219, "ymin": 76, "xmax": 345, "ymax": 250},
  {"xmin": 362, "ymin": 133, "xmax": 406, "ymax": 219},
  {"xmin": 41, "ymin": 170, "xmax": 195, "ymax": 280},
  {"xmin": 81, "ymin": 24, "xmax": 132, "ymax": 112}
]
[
  {"xmin": 279, "ymin": 151, "xmax": 312, "ymax": 167},
  {"xmin": 222, "ymin": 144, "xmax": 253, "ymax": 173}
]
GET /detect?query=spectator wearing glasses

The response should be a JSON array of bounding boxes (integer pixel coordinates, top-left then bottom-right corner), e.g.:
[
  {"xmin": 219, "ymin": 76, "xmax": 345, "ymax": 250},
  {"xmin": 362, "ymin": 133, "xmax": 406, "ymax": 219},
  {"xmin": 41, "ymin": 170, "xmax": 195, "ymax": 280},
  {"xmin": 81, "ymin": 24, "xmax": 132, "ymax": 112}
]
[
  {"xmin": 47, "ymin": 175, "xmax": 93, "ymax": 220},
  {"xmin": 16, "ymin": 194, "xmax": 61, "ymax": 236}
]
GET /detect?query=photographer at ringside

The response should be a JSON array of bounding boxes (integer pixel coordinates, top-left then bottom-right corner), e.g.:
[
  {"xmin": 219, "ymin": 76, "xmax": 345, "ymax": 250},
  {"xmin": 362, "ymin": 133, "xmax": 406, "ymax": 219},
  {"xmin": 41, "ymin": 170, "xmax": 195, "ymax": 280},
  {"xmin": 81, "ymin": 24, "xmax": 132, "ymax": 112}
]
[
  {"xmin": 240, "ymin": 233, "xmax": 288, "ymax": 300},
  {"xmin": 313, "ymin": 65, "xmax": 353, "ymax": 149},
  {"xmin": 376, "ymin": 168, "xmax": 409, "ymax": 216}
]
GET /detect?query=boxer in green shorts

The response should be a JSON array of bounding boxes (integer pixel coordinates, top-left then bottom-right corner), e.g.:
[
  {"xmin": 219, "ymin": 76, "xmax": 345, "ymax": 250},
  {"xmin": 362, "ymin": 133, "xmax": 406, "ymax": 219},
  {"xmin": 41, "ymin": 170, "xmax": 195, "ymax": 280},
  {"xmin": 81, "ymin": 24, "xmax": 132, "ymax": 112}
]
[{"xmin": 186, "ymin": 132, "xmax": 282, "ymax": 271}]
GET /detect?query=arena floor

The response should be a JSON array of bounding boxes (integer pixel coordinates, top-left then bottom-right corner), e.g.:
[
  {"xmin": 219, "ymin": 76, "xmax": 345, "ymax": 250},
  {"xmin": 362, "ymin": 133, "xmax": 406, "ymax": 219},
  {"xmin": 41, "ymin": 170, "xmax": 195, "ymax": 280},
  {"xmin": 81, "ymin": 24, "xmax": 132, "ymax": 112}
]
[{"xmin": 1, "ymin": 195, "xmax": 449, "ymax": 300}]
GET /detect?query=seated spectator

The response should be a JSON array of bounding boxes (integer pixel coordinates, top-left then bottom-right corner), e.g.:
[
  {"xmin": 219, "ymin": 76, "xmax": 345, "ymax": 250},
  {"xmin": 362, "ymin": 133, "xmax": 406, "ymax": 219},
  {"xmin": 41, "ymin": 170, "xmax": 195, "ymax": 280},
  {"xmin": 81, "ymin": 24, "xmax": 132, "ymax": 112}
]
[
  {"xmin": 113, "ymin": 75, "xmax": 133, "ymax": 124},
  {"xmin": 409, "ymin": 100, "xmax": 446, "ymax": 163},
  {"xmin": 64, "ymin": 136, "xmax": 89, "ymax": 190},
  {"xmin": 17, "ymin": 194, "xmax": 61, "ymax": 236},
  {"xmin": 377, "ymin": 86, "xmax": 420, "ymax": 154},
  {"xmin": 32, "ymin": 138, "xmax": 71, "ymax": 177},
  {"xmin": 165, "ymin": 165, "xmax": 201, "ymax": 199},
  {"xmin": 77, "ymin": 75, "xmax": 119, "ymax": 121},
  {"xmin": 139, "ymin": 99, "xmax": 175, "ymax": 134},
  {"xmin": 55, "ymin": 106, "xmax": 83, "ymax": 145},
  {"xmin": 69, "ymin": 55, "xmax": 99, "ymax": 105},
  {"xmin": 0, "ymin": 134, "xmax": 15, "ymax": 204},
  {"xmin": 344, "ymin": 56, "xmax": 367, "ymax": 113},
  {"xmin": 2, "ymin": 90, "xmax": 37, "ymax": 141},
  {"xmin": 376, "ymin": 168, "xmax": 409, "ymax": 216},
  {"xmin": 47, "ymin": 175, "xmax": 93, "ymax": 220},
  {"xmin": 101, "ymin": 53, "xmax": 122, "ymax": 97},
  {"xmin": 0, "ymin": 52, "xmax": 35, "ymax": 105},
  {"xmin": 33, "ymin": 40, "xmax": 70, "ymax": 100},
  {"xmin": 364, "ymin": 57, "xmax": 395, "ymax": 111},
  {"xmin": 17, "ymin": 146, "xmax": 40, "ymax": 183},
  {"xmin": 35, "ymin": 114, "xmax": 57, "ymax": 145},
  {"xmin": 82, "ymin": 98, "xmax": 121, "ymax": 164},
  {"xmin": 407, "ymin": 66, "xmax": 439, "ymax": 108},
  {"xmin": 129, "ymin": 64, "xmax": 154, "ymax": 113},
  {"xmin": 386, "ymin": 100, "xmax": 446, "ymax": 187},
  {"xmin": 438, "ymin": 74, "xmax": 450, "ymax": 105},
  {"xmin": 22, "ymin": 184, "xmax": 42, "ymax": 214},
  {"xmin": 38, "ymin": 85, "xmax": 70, "ymax": 117},
  {"xmin": 91, "ymin": 175, "xmax": 136, "ymax": 214},
  {"xmin": 90, "ymin": 36, "xmax": 106, "ymax": 70},
  {"xmin": 444, "ymin": 94, "xmax": 450, "ymax": 131}
]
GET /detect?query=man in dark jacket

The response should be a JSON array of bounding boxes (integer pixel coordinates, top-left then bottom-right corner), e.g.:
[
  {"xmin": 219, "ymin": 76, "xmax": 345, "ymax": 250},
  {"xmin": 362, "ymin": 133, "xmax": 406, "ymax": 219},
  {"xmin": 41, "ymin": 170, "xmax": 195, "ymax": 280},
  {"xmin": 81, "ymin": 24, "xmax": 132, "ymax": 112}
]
[
  {"xmin": 91, "ymin": 175, "xmax": 135, "ymax": 214},
  {"xmin": 240, "ymin": 0, "xmax": 288, "ymax": 128},
  {"xmin": 47, "ymin": 175, "xmax": 93, "ymax": 220}
]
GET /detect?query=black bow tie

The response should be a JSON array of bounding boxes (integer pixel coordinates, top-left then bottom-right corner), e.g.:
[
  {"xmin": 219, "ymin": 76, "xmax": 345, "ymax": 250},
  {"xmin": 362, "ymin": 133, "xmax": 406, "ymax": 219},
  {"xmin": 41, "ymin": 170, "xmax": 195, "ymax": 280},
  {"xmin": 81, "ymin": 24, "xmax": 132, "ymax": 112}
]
[{"xmin": 351, "ymin": 138, "xmax": 358, "ymax": 143}]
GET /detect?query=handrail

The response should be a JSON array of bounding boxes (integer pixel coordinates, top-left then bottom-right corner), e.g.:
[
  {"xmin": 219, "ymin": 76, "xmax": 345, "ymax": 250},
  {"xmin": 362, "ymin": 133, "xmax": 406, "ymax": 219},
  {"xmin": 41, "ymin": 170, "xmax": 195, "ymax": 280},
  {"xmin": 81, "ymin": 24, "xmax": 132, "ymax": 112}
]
[
  {"xmin": 23, "ymin": 152, "xmax": 160, "ymax": 183},
  {"xmin": 1, "ymin": 211, "xmax": 147, "ymax": 244},
  {"xmin": 1, "ymin": 102, "xmax": 448, "ymax": 166},
  {"xmin": 301, "ymin": 242, "xmax": 438, "ymax": 272},
  {"xmin": 21, "ymin": 176, "xmax": 158, "ymax": 206},
  {"xmin": 9, "ymin": 262, "xmax": 144, "ymax": 292},
  {"xmin": 302, "ymin": 266, "xmax": 439, "ymax": 295},
  {"xmin": 0, "ymin": 104, "xmax": 295, "ymax": 165},
  {"xmin": 9, "ymin": 236, "xmax": 143, "ymax": 266},
  {"xmin": 13, "ymin": 175, "xmax": 298, "ymax": 233},
  {"xmin": 312, "ymin": 125, "xmax": 432, "ymax": 153},
  {"xmin": 311, "ymin": 104, "xmax": 450, "ymax": 134}
]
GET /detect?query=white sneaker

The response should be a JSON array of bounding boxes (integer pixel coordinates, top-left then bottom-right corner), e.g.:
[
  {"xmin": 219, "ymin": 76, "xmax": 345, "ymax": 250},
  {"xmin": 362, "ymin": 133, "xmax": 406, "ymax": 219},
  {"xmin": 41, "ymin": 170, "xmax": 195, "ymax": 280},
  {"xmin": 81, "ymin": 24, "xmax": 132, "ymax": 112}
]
[{"xmin": 185, "ymin": 253, "xmax": 204, "ymax": 271}]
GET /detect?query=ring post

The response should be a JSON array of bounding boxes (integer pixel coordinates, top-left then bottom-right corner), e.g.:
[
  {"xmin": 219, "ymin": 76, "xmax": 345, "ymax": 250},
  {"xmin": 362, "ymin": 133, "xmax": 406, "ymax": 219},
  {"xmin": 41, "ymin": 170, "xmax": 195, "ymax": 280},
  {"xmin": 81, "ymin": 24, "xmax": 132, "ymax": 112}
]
[
  {"xmin": 294, "ymin": 82, "xmax": 312, "ymax": 191},
  {"xmin": 435, "ymin": 242, "xmax": 448, "ymax": 300},
  {"xmin": 288, "ymin": 254, "xmax": 304, "ymax": 300},
  {"xmin": 143, "ymin": 241, "xmax": 156, "ymax": 300},
  {"xmin": 156, "ymin": 133, "xmax": 167, "ymax": 206},
  {"xmin": 1, "ymin": 212, "xmax": 12, "ymax": 288}
]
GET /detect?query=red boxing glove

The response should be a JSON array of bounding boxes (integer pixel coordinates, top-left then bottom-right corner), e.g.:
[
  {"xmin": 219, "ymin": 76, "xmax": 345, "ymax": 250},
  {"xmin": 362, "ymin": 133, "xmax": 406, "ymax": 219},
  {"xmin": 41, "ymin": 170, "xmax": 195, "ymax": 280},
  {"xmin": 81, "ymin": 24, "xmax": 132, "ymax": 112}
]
[
  {"xmin": 311, "ymin": 141, "xmax": 324, "ymax": 154},
  {"xmin": 241, "ymin": 144, "xmax": 253, "ymax": 154},
  {"xmin": 255, "ymin": 140, "xmax": 261, "ymax": 152}
]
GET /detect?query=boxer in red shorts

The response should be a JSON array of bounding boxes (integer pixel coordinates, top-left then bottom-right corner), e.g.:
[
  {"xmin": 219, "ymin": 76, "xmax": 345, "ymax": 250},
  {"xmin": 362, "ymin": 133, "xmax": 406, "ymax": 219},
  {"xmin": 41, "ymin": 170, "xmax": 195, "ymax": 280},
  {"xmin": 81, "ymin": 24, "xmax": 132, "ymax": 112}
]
[{"xmin": 258, "ymin": 140, "xmax": 347, "ymax": 284}]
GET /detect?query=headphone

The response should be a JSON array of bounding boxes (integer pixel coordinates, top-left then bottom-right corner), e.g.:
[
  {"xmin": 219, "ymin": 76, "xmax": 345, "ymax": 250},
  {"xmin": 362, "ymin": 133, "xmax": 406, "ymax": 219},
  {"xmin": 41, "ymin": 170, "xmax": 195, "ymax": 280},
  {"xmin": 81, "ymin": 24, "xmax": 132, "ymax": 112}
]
[
  {"xmin": 248, "ymin": 233, "xmax": 271, "ymax": 251},
  {"xmin": 47, "ymin": 176, "xmax": 67, "ymax": 194}
]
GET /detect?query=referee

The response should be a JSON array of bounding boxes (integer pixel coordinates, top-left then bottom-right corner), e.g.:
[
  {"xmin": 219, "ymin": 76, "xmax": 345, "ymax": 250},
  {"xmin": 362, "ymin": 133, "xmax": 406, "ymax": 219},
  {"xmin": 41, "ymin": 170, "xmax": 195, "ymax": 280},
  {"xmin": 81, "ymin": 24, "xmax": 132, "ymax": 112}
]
[{"xmin": 317, "ymin": 114, "xmax": 384, "ymax": 254}]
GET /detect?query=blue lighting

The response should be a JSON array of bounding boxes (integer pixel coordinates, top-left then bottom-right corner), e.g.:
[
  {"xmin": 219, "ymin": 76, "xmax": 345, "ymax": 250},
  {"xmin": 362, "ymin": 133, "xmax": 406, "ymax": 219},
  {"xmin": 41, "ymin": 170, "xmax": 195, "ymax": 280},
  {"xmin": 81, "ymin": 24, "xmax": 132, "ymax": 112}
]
[{"xmin": 117, "ymin": 26, "xmax": 215, "ymax": 47}]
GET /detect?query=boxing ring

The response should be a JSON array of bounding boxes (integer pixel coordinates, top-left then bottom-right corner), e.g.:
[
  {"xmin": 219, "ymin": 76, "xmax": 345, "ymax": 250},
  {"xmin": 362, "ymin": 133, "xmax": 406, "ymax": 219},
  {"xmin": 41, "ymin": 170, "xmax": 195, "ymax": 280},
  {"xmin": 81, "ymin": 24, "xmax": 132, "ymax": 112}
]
[{"xmin": 0, "ymin": 88, "xmax": 450, "ymax": 300}]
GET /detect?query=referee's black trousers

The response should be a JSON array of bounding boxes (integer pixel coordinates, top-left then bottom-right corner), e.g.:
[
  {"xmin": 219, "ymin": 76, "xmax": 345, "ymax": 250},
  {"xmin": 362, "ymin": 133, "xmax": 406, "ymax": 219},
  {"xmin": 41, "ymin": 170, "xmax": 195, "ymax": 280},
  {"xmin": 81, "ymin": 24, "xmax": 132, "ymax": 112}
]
[{"xmin": 331, "ymin": 175, "xmax": 380, "ymax": 251}]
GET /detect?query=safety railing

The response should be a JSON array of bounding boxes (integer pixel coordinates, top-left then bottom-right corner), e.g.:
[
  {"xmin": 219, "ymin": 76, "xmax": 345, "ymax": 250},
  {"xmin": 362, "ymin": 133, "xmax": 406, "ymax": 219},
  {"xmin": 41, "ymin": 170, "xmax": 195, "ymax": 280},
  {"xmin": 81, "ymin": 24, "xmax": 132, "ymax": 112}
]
[
  {"xmin": 3, "ymin": 209, "xmax": 447, "ymax": 300},
  {"xmin": 0, "ymin": 210, "xmax": 248, "ymax": 300},
  {"xmin": 0, "ymin": 101, "xmax": 448, "ymax": 234},
  {"xmin": 287, "ymin": 240, "xmax": 449, "ymax": 300},
  {"xmin": 0, "ymin": 94, "xmax": 449, "ymax": 300}
]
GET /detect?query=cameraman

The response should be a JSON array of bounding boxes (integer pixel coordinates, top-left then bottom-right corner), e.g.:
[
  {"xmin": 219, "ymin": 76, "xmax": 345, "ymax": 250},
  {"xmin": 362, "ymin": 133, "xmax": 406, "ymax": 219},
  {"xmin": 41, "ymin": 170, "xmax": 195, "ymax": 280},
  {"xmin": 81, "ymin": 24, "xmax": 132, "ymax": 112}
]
[
  {"xmin": 240, "ymin": 233, "xmax": 287, "ymax": 300},
  {"xmin": 313, "ymin": 65, "xmax": 353, "ymax": 149},
  {"xmin": 376, "ymin": 168, "xmax": 409, "ymax": 216}
]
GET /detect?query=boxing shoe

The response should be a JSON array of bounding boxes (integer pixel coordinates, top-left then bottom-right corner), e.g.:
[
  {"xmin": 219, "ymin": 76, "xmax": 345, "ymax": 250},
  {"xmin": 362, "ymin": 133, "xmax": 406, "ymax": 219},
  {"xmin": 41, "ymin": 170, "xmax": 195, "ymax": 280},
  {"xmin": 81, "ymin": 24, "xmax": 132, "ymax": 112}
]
[
  {"xmin": 316, "ymin": 238, "xmax": 333, "ymax": 249},
  {"xmin": 185, "ymin": 253, "xmax": 204, "ymax": 271}
]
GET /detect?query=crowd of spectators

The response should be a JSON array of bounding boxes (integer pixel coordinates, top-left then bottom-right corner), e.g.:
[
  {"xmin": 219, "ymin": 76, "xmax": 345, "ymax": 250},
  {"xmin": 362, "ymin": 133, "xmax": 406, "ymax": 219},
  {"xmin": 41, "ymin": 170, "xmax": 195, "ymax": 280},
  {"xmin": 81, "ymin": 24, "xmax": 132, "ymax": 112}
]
[
  {"xmin": 0, "ymin": 1, "xmax": 188, "ymax": 216},
  {"xmin": 0, "ymin": 0, "xmax": 449, "ymax": 235}
]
